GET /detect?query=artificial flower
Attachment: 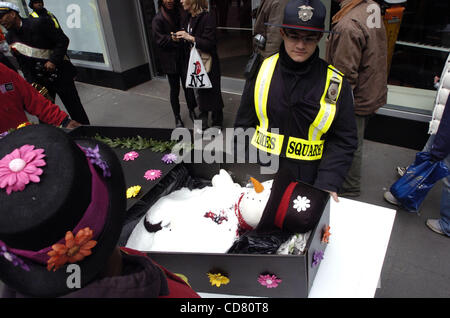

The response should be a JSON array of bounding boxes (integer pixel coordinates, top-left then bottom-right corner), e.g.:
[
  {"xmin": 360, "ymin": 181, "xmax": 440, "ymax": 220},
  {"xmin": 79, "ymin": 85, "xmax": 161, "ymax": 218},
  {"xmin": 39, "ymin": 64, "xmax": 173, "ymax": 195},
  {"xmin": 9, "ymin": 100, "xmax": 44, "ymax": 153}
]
[
  {"xmin": 0, "ymin": 131, "xmax": 9, "ymax": 139},
  {"xmin": 207, "ymin": 273, "xmax": 230, "ymax": 287},
  {"xmin": 123, "ymin": 151, "xmax": 139, "ymax": 161},
  {"xmin": 161, "ymin": 153, "xmax": 177, "ymax": 164},
  {"xmin": 144, "ymin": 169, "xmax": 162, "ymax": 181},
  {"xmin": 257, "ymin": 274, "xmax": 282, "ymax": 288},
  {"xmin": 293, "ymin": 195, "xmax": 311, "ymax": 212},
  {"xmin": 0, "ymin": 244, "xmax": 30, "ymax": 271},
  {"xmin": 312, "ymin": 250, "xmax": 324, "ymax": 267},
  {"xmin": 16, "ymin": 122, "xmax": 31, "ymax": 129},
  {"xmin": 0, "ymin": 144, "xmax": 46, "ymax": 195},
  {"xmin": 126, "ymin": 185, "xmax": 141, "ymax": 199},
  {"xmin": 47, "ymin": 227, "xmax": 97, "ymax": 272},
  {"xmin": 80, "ymin": 145, "xmax": 111, "ymax": 177},
  {"xmin": 322, "ymin": 225, "xmax": 331, "ymax": 244}
]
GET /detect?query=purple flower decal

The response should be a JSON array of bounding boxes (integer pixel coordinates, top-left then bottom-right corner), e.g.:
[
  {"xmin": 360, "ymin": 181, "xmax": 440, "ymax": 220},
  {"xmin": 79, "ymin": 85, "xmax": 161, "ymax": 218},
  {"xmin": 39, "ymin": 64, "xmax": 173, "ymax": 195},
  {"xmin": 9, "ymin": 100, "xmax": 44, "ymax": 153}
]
[
  {"xmin": 0, "ymin": 131, "xmax": 9, "ymax": 139},
  {"xmin": 0, "ymin": 244, "xmax": 30, "ymax": 272},
  {"xmin": 312, "ymin": 250, "xmax": 324, "ymax": 267},
  {"xmin": 80, "ymin": 145, "xmax": 111, "ymax": 178},
  {"xmin": 257, "ymin": 274, "xmax": 282, "ymax": 288},
  {"xmin": 161, "ymin": 153, "xmax": 177, "ymax": 164}
]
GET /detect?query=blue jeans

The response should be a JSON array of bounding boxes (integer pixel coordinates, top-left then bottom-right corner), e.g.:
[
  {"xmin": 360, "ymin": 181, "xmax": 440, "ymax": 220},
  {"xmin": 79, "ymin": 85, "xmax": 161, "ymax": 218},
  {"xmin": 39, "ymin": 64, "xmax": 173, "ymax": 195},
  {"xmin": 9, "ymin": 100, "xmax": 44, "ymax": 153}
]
[{"xmin": 423, "ymin": 135, "xmax": 450, "ymax": 236}]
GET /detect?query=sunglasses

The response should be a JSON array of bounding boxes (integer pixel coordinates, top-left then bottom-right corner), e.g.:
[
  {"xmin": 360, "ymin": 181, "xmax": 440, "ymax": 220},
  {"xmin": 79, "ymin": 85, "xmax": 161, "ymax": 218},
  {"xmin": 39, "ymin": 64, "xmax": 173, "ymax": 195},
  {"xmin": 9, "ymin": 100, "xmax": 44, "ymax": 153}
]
[{"xmin": 283, "ymin": 30, "xmax": 321, "ymax": 44}]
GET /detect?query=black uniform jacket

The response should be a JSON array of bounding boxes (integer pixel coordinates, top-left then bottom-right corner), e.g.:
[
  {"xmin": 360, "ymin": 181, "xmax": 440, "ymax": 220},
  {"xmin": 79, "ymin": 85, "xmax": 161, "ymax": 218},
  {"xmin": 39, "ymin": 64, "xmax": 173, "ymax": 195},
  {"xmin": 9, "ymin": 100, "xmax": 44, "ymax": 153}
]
[
  {"xmin": 152, "ymin": 7, "xmax": 184, "ymax": 75},
  {"xmin": 181, "ymin": 11, "xmax": 224, "ymax": 112},
  {"xmin": 6, "ymin": 17, "xmax": 75, "ymax": 83},
  {"xmin": 234, "ymin": 45, "xmax": 357, "ymax": 193}
]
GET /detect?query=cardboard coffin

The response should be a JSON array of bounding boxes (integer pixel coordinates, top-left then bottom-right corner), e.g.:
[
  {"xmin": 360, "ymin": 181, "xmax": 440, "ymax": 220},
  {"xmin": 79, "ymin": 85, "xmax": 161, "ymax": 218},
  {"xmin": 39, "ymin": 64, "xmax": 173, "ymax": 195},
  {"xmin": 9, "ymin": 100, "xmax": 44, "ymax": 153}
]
[{"xmin": 70, "ymin": 126, "xmax": 330, "ymax": 297}]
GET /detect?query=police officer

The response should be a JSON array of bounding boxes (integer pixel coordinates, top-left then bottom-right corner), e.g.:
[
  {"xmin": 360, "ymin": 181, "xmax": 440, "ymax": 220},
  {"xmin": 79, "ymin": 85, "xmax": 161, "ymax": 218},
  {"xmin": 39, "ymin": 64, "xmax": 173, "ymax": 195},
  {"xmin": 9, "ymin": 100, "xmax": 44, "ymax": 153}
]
[
  {"xmin": 28, "ymin": 0, "xmax": 63, "ymax": 33},
  {"xmin": 234, "ymin": 0, "xmax": 357, "ymax": 202},
  {"xmin": 0, "ymin": 2, "xmax": 90, "ymax": 125}
]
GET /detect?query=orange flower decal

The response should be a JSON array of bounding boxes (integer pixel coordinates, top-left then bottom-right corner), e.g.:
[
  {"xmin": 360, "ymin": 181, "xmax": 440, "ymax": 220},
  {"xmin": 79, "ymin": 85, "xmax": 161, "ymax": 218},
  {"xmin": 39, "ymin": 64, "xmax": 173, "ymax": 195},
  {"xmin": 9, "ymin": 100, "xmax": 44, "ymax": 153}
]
[
  {"xmin": 322, "ymin": 225, "xmax": 331, "ymax": 244},
  {"xmin": 47, "ymin": 227, "xmax": 97, "ymax": 272}
]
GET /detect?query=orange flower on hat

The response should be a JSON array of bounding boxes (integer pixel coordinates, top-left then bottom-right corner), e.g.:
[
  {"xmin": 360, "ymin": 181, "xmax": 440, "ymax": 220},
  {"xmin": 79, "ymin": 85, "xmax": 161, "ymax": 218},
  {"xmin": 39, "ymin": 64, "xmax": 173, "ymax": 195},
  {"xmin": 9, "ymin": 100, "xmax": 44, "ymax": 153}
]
[{"xmin": 47, "ymin": 227, "xmax": 97, "ymax": 272}]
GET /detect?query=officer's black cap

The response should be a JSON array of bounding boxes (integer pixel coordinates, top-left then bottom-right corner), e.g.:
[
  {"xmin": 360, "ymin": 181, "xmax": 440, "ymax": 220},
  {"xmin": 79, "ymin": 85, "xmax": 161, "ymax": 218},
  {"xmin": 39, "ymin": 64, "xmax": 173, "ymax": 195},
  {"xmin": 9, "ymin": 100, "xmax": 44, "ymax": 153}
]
[
  {"xmin": 265, "ymin": 0, "xmax": 332, "ymax": 33},
  {"xmin": 28, "ymin": 0, "xmax": 43, "ymax": 10}
]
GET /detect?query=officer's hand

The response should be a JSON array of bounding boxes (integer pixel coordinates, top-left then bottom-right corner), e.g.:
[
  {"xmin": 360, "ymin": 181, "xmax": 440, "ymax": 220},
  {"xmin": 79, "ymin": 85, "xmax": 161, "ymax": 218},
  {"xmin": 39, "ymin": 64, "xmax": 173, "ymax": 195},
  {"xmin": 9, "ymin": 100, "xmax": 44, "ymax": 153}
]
[
  {"xmin": 66, "ymin": 120, "xmax": 81, "ymax": 129},
  {"xmin": 329, "ymin": 191, "xmax": 339, "ymax": 203},
  {"xmin": 44, "ymin": 61, "xmax": 56, "ymax": 72}
]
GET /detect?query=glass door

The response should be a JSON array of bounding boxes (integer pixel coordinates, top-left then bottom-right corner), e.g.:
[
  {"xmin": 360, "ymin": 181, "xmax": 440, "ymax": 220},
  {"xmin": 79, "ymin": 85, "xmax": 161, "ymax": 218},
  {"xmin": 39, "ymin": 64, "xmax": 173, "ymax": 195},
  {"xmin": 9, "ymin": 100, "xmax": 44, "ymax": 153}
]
[{"xmin": 210, "ymin": 0, "xmax": 256, "ymax": 79}]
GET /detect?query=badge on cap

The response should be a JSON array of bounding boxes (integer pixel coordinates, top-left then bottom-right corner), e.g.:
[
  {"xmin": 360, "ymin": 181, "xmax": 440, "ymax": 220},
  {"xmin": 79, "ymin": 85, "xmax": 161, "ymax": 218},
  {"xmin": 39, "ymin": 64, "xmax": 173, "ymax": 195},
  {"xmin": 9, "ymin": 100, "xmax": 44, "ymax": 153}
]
[{"xmin": 298, "ymin": 5, "xmax": 314, "ymax": 22}]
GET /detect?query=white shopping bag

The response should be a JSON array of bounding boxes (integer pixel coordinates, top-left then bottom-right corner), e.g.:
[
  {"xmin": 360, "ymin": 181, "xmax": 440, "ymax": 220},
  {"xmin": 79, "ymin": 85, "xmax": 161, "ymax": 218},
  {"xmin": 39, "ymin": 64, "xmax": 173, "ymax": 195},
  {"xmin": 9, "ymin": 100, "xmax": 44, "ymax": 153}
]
[{"xmin": 185, "ymin": 44, "xmax": 212, "ymax": 89}]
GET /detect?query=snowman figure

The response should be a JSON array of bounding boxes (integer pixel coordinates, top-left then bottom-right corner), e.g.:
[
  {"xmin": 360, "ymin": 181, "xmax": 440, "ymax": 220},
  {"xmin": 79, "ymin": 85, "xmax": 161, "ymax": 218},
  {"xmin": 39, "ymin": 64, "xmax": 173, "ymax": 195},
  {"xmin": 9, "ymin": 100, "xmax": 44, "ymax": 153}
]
[
  {"xmin": 126, "ymin": 169, "xmax": 243, "ymax": 253},
  {"xmin": 235, "ymin": 177, "xmax": 273, "ymax": 231}
]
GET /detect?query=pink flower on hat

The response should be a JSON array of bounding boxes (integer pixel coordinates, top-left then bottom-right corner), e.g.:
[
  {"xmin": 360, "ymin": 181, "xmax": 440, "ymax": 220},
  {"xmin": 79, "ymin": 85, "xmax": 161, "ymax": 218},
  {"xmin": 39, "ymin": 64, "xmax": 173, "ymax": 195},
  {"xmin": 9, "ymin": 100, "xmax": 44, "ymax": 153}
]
[
  {"xmin": 144, "ymin": 169, "xmax": 162, "ymax": 181},
  {"xmin": 0, "ymin": 145, "xmax": 46, "ymax": 195}
]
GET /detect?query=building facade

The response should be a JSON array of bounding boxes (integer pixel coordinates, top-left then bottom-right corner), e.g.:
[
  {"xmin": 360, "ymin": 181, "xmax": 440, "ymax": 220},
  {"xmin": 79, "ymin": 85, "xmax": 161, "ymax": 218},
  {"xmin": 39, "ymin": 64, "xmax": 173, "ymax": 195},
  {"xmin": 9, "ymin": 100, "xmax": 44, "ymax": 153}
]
[{"xmin": 6, "ymin": 0, "xmax": 449, "ymax": 148}]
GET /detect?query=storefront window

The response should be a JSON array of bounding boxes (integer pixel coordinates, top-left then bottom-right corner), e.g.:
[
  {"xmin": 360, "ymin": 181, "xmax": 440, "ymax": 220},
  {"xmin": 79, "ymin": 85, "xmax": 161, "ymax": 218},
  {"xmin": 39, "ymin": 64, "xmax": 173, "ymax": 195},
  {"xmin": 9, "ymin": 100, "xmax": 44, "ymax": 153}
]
[
  {"xmin": 388, "ymin": 0, "xmax": 449, "ymax": 91},
  {"xmin": 211, "ymin": 0, "xmax": 254, "ymax": 79},
  {"xmin": 43, "ymin": 0, "xmax": 110, "ymax": 67}
]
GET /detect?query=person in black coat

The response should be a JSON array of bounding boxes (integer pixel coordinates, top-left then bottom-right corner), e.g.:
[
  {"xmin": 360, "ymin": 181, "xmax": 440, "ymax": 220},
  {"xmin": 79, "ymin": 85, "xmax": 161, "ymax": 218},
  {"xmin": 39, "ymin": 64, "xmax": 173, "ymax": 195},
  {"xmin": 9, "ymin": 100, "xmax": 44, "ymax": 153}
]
[
  {"xmin": 152, "ymin": 0, "xmax": 198, "ymax": 128},
  {"xmin": 0, "ymin": 3, "xmax": 90, "ymax": 125},
  {"xmin": 176, "ymin": 0, "xmax": 225, "ymax": 130}
]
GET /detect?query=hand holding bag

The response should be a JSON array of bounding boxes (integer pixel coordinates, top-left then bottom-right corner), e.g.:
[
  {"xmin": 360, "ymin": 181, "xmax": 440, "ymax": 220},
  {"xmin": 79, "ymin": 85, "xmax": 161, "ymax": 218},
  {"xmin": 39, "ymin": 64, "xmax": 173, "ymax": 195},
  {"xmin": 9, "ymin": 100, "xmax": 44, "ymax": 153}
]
[
  {"xmin": 390, "ymin": 151, "xmax": 450, "ymax": 212},
  {"xmin": 185, "ymin": 43, "xmax": 212, "ymax": 89},
  {"xmin": 197, "ymin": 49, "xmax": 212, "ymax": 73}
]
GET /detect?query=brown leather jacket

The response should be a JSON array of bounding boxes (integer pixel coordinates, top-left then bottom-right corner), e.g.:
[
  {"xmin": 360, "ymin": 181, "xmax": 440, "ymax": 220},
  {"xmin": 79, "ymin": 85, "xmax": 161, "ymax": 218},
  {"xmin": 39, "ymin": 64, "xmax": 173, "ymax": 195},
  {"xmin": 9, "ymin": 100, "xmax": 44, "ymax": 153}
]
[
  {"xmin": 326, "ymin": 0, "xmax": 388, "ymax": 115},
  {"xmin": 253, "ymin": 0, "xmax": 290, "ymax": 58}
]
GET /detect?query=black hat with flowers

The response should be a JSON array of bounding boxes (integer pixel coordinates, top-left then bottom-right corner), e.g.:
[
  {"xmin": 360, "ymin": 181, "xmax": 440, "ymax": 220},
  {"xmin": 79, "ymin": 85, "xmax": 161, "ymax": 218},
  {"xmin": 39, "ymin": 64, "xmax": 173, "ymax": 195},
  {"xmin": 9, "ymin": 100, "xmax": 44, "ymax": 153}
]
[
  {"xmin": 265, "ymin": 0, "xmax": 331, "ymax": 33},
  {"xmin": 0, "ymin": 124, "xmax": 126, "ymax": 297},
  {"xmin": 255, "ymin": 167, "xmax": 329, "ymax": 234}
]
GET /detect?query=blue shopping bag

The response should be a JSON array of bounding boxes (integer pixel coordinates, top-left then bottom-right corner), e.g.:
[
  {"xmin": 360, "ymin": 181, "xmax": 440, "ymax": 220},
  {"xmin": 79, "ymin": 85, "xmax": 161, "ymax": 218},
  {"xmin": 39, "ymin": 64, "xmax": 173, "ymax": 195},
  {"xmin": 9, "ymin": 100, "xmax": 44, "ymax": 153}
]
[{"xmin": 390, "ymin": 152, "xmax": 450, "ymax": 212}]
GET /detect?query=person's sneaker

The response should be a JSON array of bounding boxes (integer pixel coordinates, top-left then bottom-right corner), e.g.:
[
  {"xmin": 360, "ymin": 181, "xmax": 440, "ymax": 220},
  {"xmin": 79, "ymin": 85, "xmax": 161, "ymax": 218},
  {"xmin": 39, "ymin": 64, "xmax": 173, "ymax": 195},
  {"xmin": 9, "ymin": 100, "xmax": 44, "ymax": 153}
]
[
  {"xmin": 426, "ymin": 219, "xmax": 445, "ymax": 236},
  {"xmin": 384, "ymin": 191, "xmax": 400, "ymax": 206},
  {"xmin": 397, "ymin": 166, "xmax": 408, "ymax": 177}
]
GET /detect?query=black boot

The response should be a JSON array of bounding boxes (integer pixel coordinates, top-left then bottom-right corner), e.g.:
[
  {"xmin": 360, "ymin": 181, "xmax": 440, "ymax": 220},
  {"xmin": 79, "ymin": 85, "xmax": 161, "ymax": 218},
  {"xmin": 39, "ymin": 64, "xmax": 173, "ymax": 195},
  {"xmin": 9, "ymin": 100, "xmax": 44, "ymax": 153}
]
[
  {"xmin": 200, "ymin": 111, "xmax": 209, "ymax": 130},
  {"xmin": 175, "ymin": 115, "xmax": 184, "ymax": 128},
  {"xmin": 189, "ymin": 109, "xmax": 198, "ymax": 123}
]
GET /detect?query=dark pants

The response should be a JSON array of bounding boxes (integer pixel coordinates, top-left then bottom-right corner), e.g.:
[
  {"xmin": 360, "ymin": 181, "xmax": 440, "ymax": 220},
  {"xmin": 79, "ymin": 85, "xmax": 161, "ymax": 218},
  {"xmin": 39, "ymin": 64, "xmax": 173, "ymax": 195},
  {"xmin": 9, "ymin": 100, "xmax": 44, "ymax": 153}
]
[
  {"xmin": 48, "ymin": 78, "xmax": 90, "ymax": 125},
  {"xmin": 340, "ymin": 114, "xmax": 370, "ymax": 193},
  {"xmin": 167, "ymin": 73, "xmax": 197, "ymax": 118}
]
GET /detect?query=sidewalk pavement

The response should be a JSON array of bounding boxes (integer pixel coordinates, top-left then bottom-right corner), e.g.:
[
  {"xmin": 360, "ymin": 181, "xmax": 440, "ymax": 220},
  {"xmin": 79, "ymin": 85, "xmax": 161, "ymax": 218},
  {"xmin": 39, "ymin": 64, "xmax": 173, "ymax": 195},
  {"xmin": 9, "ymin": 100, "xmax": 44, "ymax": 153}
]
[{"xmin": 2, "ymin": 78, "xmax": 448, "ymax": 298}]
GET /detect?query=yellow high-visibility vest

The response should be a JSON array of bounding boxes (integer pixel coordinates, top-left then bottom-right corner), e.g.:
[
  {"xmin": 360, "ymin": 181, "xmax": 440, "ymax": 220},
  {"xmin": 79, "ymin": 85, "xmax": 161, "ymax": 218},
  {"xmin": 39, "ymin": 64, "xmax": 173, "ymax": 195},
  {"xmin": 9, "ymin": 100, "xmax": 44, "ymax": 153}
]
[
  {"xmin": 251, "ymin": 53, "xmax": 344, "ymax": 161},
  {"xmin": 30, "ymin": 11, "xmax": 60, "ymax": 29}
]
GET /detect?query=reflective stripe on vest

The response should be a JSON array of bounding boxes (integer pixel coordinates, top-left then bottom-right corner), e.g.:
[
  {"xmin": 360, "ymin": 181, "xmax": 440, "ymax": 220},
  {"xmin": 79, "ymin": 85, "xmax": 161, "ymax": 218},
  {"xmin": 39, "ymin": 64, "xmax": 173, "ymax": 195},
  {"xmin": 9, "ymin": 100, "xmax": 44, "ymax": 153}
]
[
  {"xmin": 251, "ymin": 54, "xmax": 343, "ymax": 161},
  {"xmin": 48, "ymin": 11, "xmax": 60, "ymax": 29},
  {"xmin": 30, "ymin": 11, "xmax": 60, "ymax": 29},
  {"xmin": 10, "ymin": 42, "xmax": 52, "ymax": 59}
]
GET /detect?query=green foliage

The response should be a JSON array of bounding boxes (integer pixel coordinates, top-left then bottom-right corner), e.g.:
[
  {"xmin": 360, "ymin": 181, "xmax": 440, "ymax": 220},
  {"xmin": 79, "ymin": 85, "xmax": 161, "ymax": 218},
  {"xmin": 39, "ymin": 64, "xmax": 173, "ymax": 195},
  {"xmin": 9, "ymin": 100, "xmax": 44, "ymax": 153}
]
[{"xmin": 93, "ymin": 134, "xmax": 179, "ymax": 152}]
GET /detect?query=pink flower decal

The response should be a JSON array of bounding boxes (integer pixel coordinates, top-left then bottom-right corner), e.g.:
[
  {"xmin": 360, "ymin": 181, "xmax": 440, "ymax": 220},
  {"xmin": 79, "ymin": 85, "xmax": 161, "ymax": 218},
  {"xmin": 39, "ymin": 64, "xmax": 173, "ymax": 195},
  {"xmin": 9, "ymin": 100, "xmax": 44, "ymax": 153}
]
[
  {"xmin": 0, "ymin": 145, "xmax": 46, "ymax": 195},
  {"xmin": 123, "ymin": 151, "xmax": 139, "ymax": 161},
  {"xmin": 257, "ymin": 274, "xmax": 282, "ymax": 288},
  {"xmin": 144, "ymin": 169, "xmax": 162, "ymax": 181}
]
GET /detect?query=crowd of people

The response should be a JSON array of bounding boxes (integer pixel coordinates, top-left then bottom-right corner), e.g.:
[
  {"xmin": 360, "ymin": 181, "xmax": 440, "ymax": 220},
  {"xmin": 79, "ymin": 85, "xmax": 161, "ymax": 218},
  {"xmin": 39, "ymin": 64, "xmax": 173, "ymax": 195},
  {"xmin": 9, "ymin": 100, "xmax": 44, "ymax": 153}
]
[{"xmin": 0, "ymin": 0, "xmax": 448, "ymax": 299}]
